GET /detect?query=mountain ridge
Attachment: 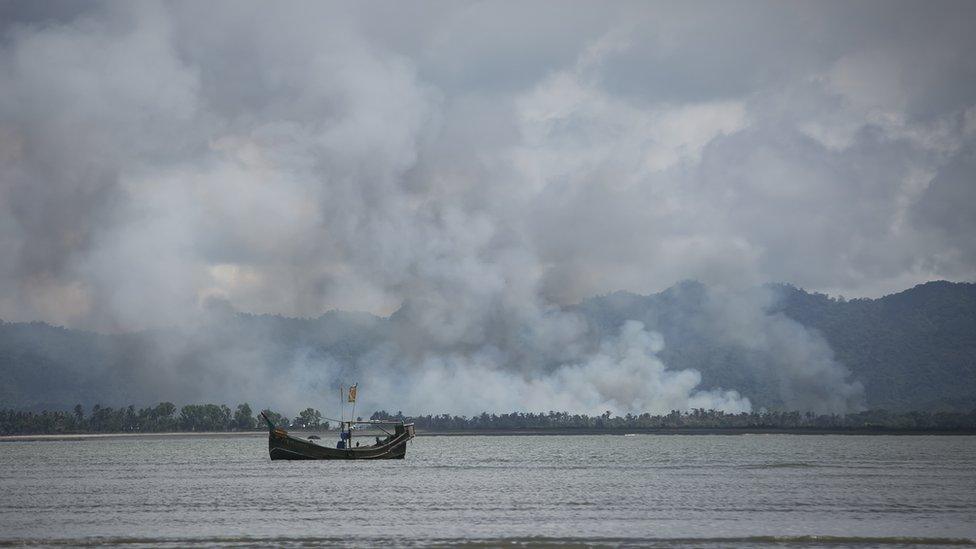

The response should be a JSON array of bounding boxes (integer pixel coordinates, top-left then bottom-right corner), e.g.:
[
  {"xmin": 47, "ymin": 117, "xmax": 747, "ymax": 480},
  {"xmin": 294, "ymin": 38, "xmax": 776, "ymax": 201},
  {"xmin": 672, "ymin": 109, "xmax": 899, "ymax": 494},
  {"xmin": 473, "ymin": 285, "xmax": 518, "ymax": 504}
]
[{"xmin": 1, "ymin": 280, "xmax": 973, "ymax": 413}]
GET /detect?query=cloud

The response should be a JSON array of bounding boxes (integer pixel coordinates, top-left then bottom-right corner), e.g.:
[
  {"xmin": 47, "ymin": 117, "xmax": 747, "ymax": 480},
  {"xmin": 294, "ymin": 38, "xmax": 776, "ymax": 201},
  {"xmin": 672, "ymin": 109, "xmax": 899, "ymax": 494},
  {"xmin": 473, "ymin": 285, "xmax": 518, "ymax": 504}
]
[{"xmin": 0, "ymin": 1, "xmax": 972, "ymax": 414}]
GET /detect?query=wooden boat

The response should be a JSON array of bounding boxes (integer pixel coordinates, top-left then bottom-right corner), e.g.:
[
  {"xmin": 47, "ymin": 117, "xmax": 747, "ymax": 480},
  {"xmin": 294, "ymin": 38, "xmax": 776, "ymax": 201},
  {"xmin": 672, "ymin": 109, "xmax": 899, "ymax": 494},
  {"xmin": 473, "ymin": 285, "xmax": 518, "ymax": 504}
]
[{"xmin": 261, "ymin": 413, "xmax": 415, "ymax": 460}]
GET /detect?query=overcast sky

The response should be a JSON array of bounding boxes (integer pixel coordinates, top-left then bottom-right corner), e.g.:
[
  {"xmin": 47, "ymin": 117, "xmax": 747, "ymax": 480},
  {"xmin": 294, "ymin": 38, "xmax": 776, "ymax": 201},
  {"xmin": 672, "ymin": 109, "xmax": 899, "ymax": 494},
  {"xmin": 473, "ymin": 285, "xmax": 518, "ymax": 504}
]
[{"xmin": 1, "ymin": 0, "xmax": 974, "ymax": 332}]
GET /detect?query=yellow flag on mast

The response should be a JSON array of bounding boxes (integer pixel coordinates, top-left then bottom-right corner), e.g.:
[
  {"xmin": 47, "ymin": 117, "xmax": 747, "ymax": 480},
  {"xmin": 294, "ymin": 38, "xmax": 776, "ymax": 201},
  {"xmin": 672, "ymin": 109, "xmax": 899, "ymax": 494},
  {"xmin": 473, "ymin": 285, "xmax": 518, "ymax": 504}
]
[{"xmin": 347, "ymin": 384, "xmax": 358, "ymax": 403}]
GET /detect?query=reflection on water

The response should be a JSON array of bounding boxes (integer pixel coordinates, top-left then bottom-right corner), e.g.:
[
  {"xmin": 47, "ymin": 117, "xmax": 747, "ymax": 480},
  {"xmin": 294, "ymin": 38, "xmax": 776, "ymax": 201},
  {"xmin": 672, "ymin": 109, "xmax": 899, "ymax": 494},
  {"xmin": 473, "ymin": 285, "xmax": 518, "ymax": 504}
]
[{"xmin": 1, "ymin": 434, "xmax": 974, "ymax": 547}]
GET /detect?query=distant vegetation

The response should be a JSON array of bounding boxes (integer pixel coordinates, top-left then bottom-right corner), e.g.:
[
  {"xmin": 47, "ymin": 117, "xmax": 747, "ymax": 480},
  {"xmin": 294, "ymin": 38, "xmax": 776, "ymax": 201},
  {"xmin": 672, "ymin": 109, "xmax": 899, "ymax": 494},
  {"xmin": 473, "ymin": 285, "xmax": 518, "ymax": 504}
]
[
  {"xmin": 0, "ymin": 403, "xmax": 329, "ymax": 435},
  {"xmin": 375, "ymin": 409, "xmax": 976, "ymax": 432},
  {"xmin": 2, "ymin": 403, "xmax": 974, "ymax": 435}
]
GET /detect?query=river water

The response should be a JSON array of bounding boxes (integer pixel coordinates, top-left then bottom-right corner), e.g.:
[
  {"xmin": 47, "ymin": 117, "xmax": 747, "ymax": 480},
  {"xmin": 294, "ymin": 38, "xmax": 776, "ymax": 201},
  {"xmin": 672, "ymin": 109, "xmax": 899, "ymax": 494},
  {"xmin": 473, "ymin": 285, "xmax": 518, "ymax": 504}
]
[{"xmin": 1, "ymin": 434, "xmax": 974, "ymax": 547}]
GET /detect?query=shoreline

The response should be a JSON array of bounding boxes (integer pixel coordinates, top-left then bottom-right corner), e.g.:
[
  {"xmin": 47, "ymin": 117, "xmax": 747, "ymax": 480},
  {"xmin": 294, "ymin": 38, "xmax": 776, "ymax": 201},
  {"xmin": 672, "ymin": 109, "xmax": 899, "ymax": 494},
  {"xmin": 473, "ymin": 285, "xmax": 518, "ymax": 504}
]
[
  {"xmin": 3, "ymin": 427, "xmax": 976, "ymax": 442},
  {"xmin": 418, "ymin": 427, "xmax": 976, "ymax": 436}
]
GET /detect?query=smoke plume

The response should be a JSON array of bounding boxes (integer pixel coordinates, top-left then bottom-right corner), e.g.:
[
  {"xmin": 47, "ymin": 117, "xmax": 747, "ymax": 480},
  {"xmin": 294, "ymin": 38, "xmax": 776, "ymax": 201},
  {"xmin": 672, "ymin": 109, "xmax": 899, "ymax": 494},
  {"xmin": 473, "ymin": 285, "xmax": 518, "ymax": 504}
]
[{"xmin": 1, "ymin": 1, "xmax": 970, "ymax": 416}]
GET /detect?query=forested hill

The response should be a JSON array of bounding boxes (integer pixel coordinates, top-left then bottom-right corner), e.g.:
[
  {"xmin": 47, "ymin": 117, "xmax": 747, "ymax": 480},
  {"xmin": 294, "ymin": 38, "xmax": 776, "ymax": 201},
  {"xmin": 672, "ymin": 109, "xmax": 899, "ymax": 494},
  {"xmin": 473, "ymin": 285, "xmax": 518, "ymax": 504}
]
[
  {"xmin": 0, "ymin": 281, "xmax": 973, "ymax": 412},
  {"xmin": 774, "ymin": 281, "xmax": 976, "ymax": 411},
  {"xmin": 575, "ymin": 280, "xmax": 976, "ymax": 412}
]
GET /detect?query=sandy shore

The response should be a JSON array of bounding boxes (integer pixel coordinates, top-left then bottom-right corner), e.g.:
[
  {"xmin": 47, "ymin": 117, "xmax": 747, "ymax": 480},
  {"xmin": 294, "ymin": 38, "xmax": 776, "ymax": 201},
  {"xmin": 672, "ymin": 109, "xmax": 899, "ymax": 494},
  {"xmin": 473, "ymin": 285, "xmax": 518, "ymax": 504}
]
[
  {"xmin": 417, "ymin": 428, "xmax": 976, "ymax": 436},
  {"xmin": 0, "ymin": 431, "xmax": 270, "ymax": 442}
]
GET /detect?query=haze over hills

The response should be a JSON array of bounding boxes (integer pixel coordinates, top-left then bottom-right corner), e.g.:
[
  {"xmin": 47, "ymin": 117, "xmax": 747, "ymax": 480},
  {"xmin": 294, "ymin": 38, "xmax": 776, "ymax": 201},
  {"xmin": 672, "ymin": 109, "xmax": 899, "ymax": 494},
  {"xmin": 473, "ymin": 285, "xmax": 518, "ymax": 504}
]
[
  {"xmin": 577, "ymin": 280, "xmax": 976, "ymax": 413},
  {"xmin": 1, "ymin": 280, "xmax": 972, "ymax": 415}
]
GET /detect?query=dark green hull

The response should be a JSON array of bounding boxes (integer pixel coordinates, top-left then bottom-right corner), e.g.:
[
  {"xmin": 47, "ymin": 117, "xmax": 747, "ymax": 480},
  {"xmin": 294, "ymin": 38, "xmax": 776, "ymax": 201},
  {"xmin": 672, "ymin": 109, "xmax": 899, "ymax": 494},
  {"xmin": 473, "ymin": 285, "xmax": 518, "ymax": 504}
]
[{"xmin": 268, "ymin": 428, "xmax": 413, "ymax": 460}]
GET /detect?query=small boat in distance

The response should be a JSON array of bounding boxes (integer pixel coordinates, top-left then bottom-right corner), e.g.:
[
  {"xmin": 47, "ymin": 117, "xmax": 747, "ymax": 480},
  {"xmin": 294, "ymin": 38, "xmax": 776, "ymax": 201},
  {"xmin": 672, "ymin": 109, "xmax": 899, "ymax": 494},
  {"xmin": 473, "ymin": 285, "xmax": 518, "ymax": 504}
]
[
  {"xmin": 262, "ymin": 382, "xmax": 415, "ymax": 460},
  {"xmin": 260, "ymin": 414, "xmax": 415, "ymax": 461}
]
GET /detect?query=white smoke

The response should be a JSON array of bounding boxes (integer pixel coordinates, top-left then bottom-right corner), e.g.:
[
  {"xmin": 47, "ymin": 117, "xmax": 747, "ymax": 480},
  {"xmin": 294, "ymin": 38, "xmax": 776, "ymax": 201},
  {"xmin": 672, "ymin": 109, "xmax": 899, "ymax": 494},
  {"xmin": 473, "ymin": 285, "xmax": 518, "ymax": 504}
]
[
  {"xmin": 700, "ymin": 286, "xmax": 865, "ymax": 414},
  {"xmin": 5, "ymin": 2, "xmax": 962, "ymax": 416},
  {"xmin": 351, "ymin": 320, "xmax": 751, "ymax": 416}
]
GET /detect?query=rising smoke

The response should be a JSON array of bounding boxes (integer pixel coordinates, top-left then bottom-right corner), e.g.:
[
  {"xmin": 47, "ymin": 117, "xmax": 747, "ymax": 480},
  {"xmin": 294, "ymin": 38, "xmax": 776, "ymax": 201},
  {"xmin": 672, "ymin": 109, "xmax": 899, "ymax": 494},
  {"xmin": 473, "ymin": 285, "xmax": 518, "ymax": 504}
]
[{"xmin": 1, "ymin": 2, "xmax": 972, "ymax": 416}]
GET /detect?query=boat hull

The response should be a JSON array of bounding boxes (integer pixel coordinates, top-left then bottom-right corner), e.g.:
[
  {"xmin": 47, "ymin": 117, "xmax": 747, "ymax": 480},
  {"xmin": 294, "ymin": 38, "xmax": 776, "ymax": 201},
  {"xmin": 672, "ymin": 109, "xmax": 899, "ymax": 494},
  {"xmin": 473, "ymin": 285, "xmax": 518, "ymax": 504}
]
[{"xmin": 268, "ymin": 430, "xmax": 411, "ymax": 460}]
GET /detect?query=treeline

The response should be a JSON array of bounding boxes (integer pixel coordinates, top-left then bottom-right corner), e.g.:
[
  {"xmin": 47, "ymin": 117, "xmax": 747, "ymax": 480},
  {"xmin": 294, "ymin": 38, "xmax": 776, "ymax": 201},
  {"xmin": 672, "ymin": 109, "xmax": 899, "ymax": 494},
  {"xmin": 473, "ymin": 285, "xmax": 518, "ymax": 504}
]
[
  {"xmin": 3, "ymin": 404, "xmax": 976, "ymax": 436},
  {"xmin": 371, "ymin": 408, "xmax": 976, "ymax": 432},
  {"xmin": 0, "ymin": 403, "xmax": 328, "ymax": 435}
]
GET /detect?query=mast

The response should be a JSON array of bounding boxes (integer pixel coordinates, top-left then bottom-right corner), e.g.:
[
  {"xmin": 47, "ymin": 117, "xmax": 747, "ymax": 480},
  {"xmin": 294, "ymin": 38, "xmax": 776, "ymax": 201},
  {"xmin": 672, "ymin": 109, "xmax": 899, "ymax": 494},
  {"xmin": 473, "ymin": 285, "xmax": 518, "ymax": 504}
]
[
  {"xmin": 348, "ymin": 383, "xmax": 358, "ymax": 448},
  {"xmin": 337, "ymin": 384, "xmax": 346, "ymax": 448}
]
